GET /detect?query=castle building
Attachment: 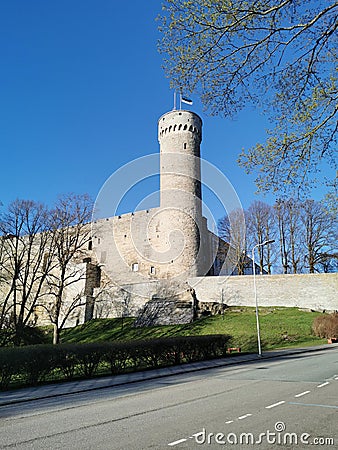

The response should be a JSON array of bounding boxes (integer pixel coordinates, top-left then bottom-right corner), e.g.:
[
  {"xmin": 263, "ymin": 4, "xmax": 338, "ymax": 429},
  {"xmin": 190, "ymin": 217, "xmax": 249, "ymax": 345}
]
[{"xmin": 91, "ymin": 109, "xmax": 222, "ymax": 291}]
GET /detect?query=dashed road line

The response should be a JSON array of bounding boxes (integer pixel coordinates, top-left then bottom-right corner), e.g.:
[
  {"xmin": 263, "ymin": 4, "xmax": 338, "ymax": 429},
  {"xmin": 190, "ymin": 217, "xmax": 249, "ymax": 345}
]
[
  {"xmin": 238, "ymin": 413, "xmax": 252, "ymax": 420},
  {"xmin": 317, "ymin": 381, "xmax": 329, "ymax": 388},
  {"xmin": 168, "ymin": 438, "xmax": 187, "ymax": 446},
  {"xmin": 295, "ymin": 390, "xmax": 311, "ymax": 398},
  {"xmin": 225, "ymin": 420, "xmax": 234, "ymax": 424},
  {"xmin": 265, "ymin": 400, "xmax": 285, "ymax": 409}
]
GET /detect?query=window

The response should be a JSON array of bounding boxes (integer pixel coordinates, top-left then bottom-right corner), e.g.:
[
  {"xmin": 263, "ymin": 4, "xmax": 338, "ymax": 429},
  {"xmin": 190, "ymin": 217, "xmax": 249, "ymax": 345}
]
[
  {"xmin": 150, "ymin": 266, "xmax": 156, "ymax": 275},
  {"xmin": 132, "ymin": 263, "xmax": 139, "ymax": 272},
  {"xmin": 183, "ymin": 143, "xmax": 187, "ymax": 149},
  {"xmin": 88, "ymin": 240, "xmax": 92, "ymax": 250}
]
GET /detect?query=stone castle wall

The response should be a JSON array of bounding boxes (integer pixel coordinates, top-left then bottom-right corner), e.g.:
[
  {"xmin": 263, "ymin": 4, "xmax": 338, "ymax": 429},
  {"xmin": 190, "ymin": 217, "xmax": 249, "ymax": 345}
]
[
  {"xmin": 188, "ymin": 273, "xmax": 338, "ymax": 312},
  {"xmin": 90, "ymin": 273, "xmax": 337, "ymax": 325},
  {"xmin": 92, "ymin": 208, "xmax": 213, "ymax": 287}
]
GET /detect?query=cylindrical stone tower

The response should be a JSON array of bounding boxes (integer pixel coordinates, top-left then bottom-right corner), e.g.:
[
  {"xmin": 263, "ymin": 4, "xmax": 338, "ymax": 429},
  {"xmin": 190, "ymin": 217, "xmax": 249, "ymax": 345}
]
[
  {"xmin": 157, "ymin": 109, "xmax": 204, "ymax": 278},
  {"xmin": 158, "ymin": 109, "xmax": 202, "ymax": 213}
]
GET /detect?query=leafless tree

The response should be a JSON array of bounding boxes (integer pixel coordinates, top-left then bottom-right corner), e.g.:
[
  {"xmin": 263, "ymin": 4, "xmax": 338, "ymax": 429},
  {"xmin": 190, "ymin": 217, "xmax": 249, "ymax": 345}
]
[
  {"xmin": 301, "ymin": 199, "xmax": 338, "ymax": 273},
  {"xmin": 247, "ymin": 201, "xmax": 277, "ymax": 274},
  {"xmin": 42, "ymin": 194, "xmax": 94, "ymax": 344},
  {"xmin": 218, "ymin": 208, "xmax": 248, "ymax": 275},
  {"xmin": 0, "ymin": 200, "xmax": 55, "ymax": 345},
  {"xmin": 274, "ymin": 199, "xmax": 302, "ymax": 274}
]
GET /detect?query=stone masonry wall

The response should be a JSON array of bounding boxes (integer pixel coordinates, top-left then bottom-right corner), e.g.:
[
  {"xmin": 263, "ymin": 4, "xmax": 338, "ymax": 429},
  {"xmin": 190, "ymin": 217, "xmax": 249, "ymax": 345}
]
[
  {"xmin": 92, "ymin": 273, "xmax": 337, "ymax": 326},
  {"xmin": 188, "ymin": 273, "xmax": 338, "ymax": 312}
]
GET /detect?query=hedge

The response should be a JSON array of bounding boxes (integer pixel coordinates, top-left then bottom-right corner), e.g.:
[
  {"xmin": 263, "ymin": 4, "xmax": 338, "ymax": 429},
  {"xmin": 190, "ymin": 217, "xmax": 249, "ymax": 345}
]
[{"xmin": 0, "ymin": 334, "xmax": 231, "ymax": 390}]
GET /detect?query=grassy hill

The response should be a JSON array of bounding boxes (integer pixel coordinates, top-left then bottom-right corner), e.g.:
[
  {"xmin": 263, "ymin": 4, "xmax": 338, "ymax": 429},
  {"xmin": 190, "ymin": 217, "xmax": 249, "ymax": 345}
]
[{"xmin": 60, "ymin": 307, "xmax": 326, "ymax": 352}]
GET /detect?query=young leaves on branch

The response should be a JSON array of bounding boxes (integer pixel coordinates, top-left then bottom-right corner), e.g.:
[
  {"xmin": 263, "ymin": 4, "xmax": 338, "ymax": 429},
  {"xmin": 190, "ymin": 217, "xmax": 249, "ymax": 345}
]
[{"xmin": 159, "ymin": 0, "xmax": 338, "ymax": 194}]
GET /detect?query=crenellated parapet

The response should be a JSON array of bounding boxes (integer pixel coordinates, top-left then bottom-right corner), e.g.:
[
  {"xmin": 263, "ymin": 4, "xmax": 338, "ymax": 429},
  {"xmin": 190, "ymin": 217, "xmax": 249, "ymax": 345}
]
[{"xmin": 158, "ymin": 109, "xmax": 202, "ymax": 144}]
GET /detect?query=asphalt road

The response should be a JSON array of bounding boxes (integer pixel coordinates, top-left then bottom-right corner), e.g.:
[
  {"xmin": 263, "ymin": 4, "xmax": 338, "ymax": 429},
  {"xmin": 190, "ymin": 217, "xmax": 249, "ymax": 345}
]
[{"xmin": 1, "ymin": 348, "xmax": 337, "ymax": 449}]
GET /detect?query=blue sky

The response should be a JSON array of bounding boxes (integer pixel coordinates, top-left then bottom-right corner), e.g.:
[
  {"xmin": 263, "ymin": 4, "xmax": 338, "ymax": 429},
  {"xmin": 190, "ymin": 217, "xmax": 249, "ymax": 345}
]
[{"xmin": 0, "ymin": 1, "xmax": 327, "ymax": 223}]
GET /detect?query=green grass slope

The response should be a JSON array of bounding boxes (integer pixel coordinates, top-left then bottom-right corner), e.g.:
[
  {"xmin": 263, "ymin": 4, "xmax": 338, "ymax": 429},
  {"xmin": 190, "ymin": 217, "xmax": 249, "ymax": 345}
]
[{"xmin": 60, "ymin": 307, "xmax": 326, "ymax": 352}]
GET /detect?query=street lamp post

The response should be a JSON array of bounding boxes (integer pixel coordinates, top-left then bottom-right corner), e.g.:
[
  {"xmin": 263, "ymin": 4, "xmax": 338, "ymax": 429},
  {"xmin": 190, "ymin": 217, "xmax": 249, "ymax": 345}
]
[{"xmin": 252, "ymin": 239, "xmax": 275, "ymax": 357}]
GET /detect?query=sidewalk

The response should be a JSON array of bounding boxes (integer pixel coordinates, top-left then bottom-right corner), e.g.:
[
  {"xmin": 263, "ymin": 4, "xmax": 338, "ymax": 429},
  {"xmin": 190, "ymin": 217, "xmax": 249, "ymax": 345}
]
[{"xmin": 1, "ymin": 344, "xmax": 337, "ymax": 407}]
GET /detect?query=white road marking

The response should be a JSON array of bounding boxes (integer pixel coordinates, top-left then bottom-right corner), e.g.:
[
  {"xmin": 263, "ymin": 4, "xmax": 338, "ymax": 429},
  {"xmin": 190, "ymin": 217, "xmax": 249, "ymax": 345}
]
[
  {"xmin": 266, "ymin": 401, "xmax": 285, "ymax": 409},
  {"xmin": 317, "ymin": 381, "xmax": 329, "ymax": 388},
  {"xmin": 225, "ymin": 420, "xmax": 234, "ymax": 424},
  {"xmin": 334, "ymin": 377, "xmax": 338, "ymax": 381},
  {"xmin": 295, "ymin": 390, "xmax": 311, "ymax": 398},
  {"xmin": 238, "ymin": 413, "xmax": 252, "ymax": 420},
  {"xmin": 168, "ymin": 438, "xmax": 187, "ymax": 446}
]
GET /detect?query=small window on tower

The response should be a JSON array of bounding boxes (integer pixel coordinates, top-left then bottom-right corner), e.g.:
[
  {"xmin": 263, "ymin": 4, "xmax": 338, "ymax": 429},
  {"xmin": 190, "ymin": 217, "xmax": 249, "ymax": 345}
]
[
  {"xmin": 132, "ymin": 263, "xmax": 139, "ymax": 272},
  {"xmin": 88, "ymin": 240, "xmax": 92, "ymax": 250},
  {"xmin": 184, "ymin": 143, "xmax": 187, "ymax": 149},
  {"xmin": 150, "ymin": 266, "xmax": 156, "ymax": 275}
]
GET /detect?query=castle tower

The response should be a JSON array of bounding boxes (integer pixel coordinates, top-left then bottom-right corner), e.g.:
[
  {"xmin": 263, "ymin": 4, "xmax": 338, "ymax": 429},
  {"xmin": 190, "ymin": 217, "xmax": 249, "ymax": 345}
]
[
  {"xmin": 158, "ymin": 109, "xmax": 202, "ymax": 214},
  {"xmin": 156, "ymin": 109, "xmax": 205, "ymax": 277}
]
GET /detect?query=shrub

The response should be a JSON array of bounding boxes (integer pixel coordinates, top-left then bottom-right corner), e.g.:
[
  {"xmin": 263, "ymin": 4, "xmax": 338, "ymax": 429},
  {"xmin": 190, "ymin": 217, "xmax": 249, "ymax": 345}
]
[
  {"xmin": 0, "ymin": 347, "xmax": 23, "ymax": 390},
  {"xmin": 73, "ymin": 343, "xmax": 106, "ymax": 377},
  {"xmin": 103, "ymin": 342, "xmax": 133, "ymax": 375},
  {"xmin": 0, "ymin": 334, "xmax": 231, "ymax": 390},
  {"xmin": 0, "ymin": 324, "xmax": 49, "ymax": 347},
  {"xmin": 19, "ymin": 326, "xmax": 50, "ymax": 346},
  {"xmin": 128, "ymin": 335, "xmax": 231, "ymax": 367},
  {"xmin": 135, "ymin": 339, "xmax": 171, "ymax": 368},
  {"xmin": 54, "ymin": 344, "xmax": 79, "ymax": 380},
  {"xmin": 0, "ymin": 345, "xmax": 57, "ymax": 388},
  {"xmin": 312, "ymin": 313, "xmax": 338, "ymax": 339},
  {"xmin": 21, "ymin": 345, "xmax": 58, "ymax": 385}
]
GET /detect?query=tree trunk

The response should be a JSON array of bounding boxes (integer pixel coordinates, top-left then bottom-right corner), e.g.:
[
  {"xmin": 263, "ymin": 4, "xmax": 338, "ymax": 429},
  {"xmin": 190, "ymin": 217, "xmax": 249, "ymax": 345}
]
[{"xmin": 53, "ymin": 323, "xmax": 60, "ymax": 345}]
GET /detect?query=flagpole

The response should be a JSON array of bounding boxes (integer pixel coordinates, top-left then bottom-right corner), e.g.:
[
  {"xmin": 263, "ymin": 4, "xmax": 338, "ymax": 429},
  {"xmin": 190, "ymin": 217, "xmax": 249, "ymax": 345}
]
[
  {"xmin": 173, "ymin": 91, "xmax": 176, "ymax": 110},
  {"xmin": 179, "ymin": 93, "xmax": 182, "ymax": 110}
]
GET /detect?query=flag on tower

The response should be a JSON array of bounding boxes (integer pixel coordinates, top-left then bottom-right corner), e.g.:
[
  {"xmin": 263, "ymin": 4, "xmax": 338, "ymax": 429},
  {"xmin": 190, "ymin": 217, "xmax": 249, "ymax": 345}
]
[{"xmin": 181, "ymin": 96, "xmax": 193, "ymax": 105}]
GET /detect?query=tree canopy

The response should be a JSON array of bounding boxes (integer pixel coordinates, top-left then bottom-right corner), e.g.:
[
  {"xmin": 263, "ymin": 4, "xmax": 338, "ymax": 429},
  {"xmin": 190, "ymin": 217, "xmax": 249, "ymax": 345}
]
[{"xmin": 159, "ymin": 0, "xmax": 338, "ymax": 195}]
